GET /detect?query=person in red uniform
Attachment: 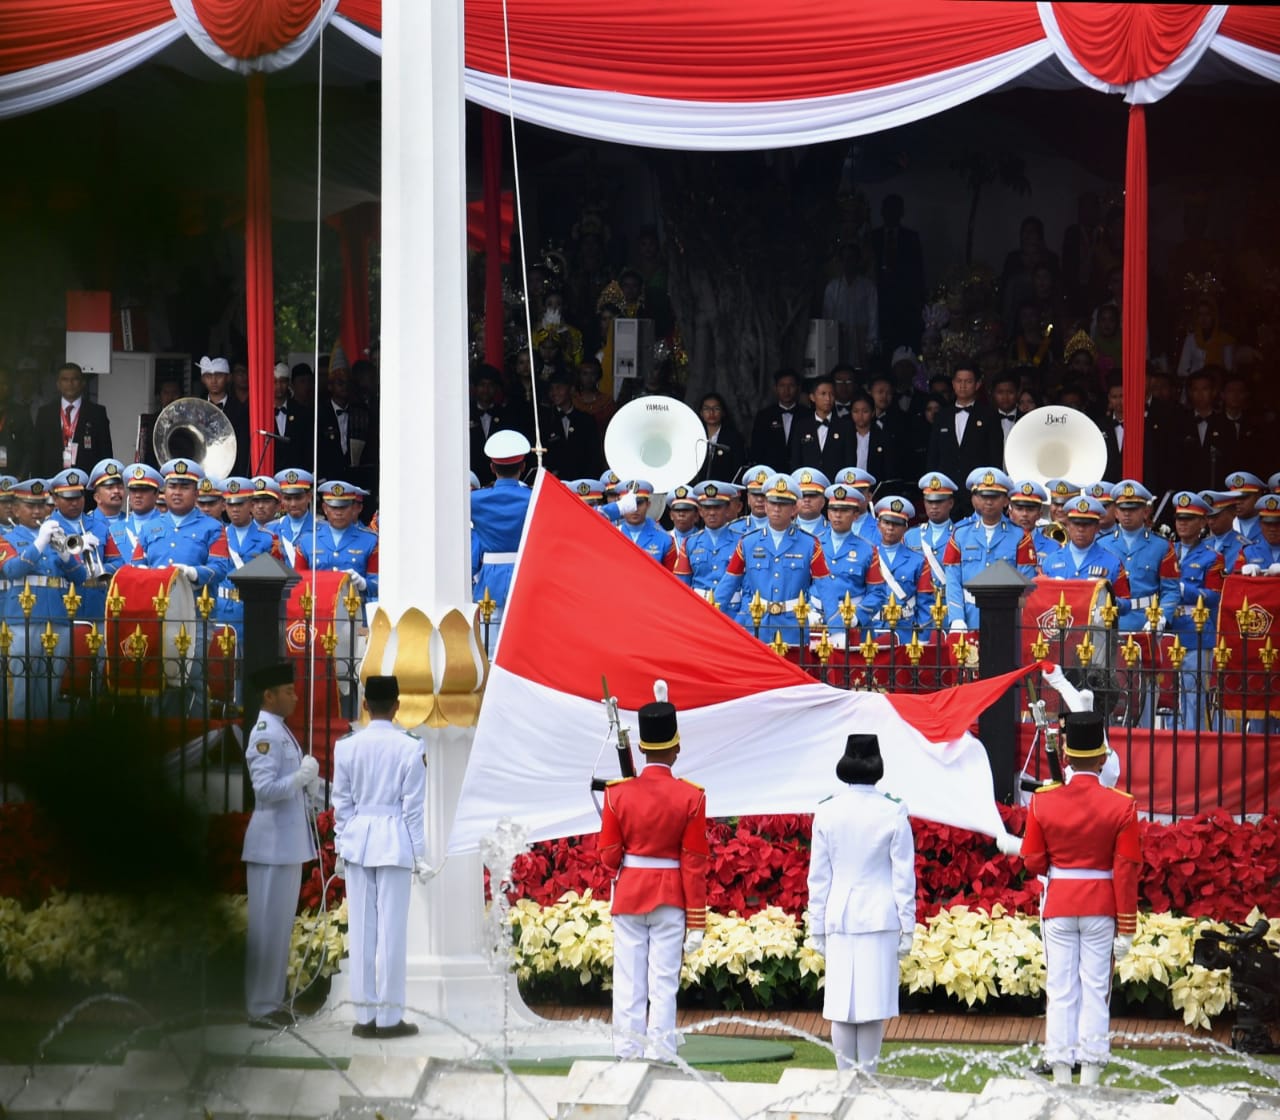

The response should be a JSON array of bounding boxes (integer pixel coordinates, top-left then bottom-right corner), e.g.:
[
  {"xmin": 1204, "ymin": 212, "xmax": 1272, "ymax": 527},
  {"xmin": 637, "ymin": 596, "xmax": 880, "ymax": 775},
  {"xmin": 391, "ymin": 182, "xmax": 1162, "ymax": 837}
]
[
  {"xmin": 1017, "ymin": 712, "xmax": 1141, "ymax": 1086},
  {"xmin": 598, "ymin": 693, "xmax": 708, "ymax": 1061}
]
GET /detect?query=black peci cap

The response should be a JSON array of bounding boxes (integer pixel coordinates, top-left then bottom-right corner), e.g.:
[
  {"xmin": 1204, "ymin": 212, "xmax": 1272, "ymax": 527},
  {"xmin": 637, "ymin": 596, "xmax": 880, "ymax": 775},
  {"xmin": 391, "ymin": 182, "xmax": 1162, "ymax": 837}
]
[
  {"xmin": 836, "ymin": 733, "xmax": 883, "ymax": 785},
  {"xmin": 364, "ymin": 676, "xmax": 400, "ymax": 705},
  {"xmin": 250, "ymin": 662, "xmax": 294, "ymax": 691}
]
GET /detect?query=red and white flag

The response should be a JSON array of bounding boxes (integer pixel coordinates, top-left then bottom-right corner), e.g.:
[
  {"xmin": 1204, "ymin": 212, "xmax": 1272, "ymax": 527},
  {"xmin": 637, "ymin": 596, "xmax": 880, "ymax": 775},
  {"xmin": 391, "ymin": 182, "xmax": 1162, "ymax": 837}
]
[{"xmin": 449, "ymin": 472, "xmax": 1042, "ymax": 853}]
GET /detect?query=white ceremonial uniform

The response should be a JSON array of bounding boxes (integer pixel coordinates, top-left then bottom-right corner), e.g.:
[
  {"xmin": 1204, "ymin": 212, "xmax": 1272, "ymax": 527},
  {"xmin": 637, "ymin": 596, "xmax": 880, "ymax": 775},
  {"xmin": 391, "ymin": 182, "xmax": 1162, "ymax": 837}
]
[
  {"xmin": 242, "ymin": 710, "xmax": 317, "ymax": 1018},
  {"xmin": 331, "ymin": 720, "xmax": 427, "ymax": 1029},
  {"xmin": 807, "ymin": 786, "xmax": 916, "ymax": 1025}
]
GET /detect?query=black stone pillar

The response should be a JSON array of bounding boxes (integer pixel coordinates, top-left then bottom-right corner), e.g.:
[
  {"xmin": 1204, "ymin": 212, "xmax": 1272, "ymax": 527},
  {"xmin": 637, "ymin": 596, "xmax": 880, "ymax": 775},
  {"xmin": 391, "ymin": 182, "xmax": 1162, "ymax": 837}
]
[{"xmin": 967, "ymin": 560, "xmax": 1033, "ymax": 804}]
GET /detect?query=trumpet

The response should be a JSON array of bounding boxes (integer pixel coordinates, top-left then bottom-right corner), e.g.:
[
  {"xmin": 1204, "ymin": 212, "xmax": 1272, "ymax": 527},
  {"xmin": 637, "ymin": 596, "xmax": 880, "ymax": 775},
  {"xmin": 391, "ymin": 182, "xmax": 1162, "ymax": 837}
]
[{"xmin": 47, "ymin": 525, "xmax": 107, "ymax": 582}]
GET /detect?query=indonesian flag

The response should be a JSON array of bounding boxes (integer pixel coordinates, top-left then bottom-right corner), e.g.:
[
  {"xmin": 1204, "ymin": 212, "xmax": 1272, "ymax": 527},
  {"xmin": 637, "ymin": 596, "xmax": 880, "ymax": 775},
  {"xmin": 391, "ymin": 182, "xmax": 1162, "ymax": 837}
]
[{"xmin": 449, "ymin": 472, "xmax": 1044, "ymax": 853}]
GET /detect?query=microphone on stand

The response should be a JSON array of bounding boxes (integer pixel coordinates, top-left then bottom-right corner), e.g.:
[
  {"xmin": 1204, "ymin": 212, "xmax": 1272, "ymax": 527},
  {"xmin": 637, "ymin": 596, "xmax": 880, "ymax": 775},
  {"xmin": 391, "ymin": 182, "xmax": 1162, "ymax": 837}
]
[{"xmin": 254, "ymin": 431, "xmax": 291, "ymax": 477}]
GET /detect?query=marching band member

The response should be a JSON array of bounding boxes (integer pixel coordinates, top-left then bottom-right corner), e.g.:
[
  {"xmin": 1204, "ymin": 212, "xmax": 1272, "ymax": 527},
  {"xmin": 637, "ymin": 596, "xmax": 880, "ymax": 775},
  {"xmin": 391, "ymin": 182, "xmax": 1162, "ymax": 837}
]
[
  {"xmin": 904, "ymin": 472, "xmax": 956, "ymax": 574},
  {"xmin": 1, "ymin": 477, "xmax": 88, "ymax": 717},
  {"xmin": 942, "ymin": 468, "xmax": 1038, "ymax": 633},
  {"xmin": 131, "ymin": 460, "xmax": 232, "ymax": 590},
  {"xmin": 47, "ymin": 466, "xmax": 122, "ymax": 619},
  {"xmin": 1241, "ymin": 493, "xmax": 1280, "ymax": 573},
  {"xmin": 675, "ymin": 482, "xmax": 739, "ymax": 599},
  {"xmin": 272, "ymin": 469, "xmax": 316, "ymax": 566},
  {"xmin": 214, "ymin": 477, "xmax": 285, "ymax": 629},
  {"xmin": 610, "ymin": 479, "xmax": 679, "ymax": 570},
  {"xmin": 715, "ymin": 473, "xmax": 832, "ymax": 647},
  {"xmin": 470, "ymin": 430, "xmax": 533, "ymax": 613},
  {"xmin": 565, "ymin": 477, "xmax": 605, "ymax": 507},
  {"xmin": 295, "ymin": 481, "xmax": 380, "ymax": 603},
  {"xmin": 1105, "ymin": 481, "xmax": 1179, "ymax": 634},
  {"xmin": 250, "ymin": 475, "xmax": 284, "ymax": 531},
  {"xmin": 1008, "ymin": 480, "xmax": 1060, "ymax": 559},
  {"xmin": 860, "ymin": 497, "xmax": 934, "ymax": 636},
  {"xmin": 666, "ymin": 484, "xmax": 702, "ymax": 550},
  {"xmin": 730, "ymin": 465, "xmax": 772, "ymax": 535},
  {"xmin": 1226, "ymin": 471, "xmax": 1265, "ymax": 544},
  {"xmin": 816, "ymin": 482, "xmax": 874, "ymax": 643},
  {"xmin": 1201, "ymin": 490, "xmax": 1250, "ymax": 574},
  {"xmin": 1038, "ymin": 496, "xmax": 1130, "ymax": 595},
  {"xmin": 1167, "ymin": 491, "xmax": 1225, "ymax": 729},
  {"xmin": 794, "ymin": 469, "xmax": 830, "ymax": 536},
  {"xmin": 598, "ymin": 694, "xmax": 707, "ymax": 1061}
]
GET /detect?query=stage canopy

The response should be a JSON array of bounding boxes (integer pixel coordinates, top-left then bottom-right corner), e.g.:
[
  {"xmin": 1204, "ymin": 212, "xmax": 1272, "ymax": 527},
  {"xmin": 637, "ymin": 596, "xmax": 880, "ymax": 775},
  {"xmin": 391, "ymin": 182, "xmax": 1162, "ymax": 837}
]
[
  {"xmin": 3, "ymin": 3, "xmax": 1278, "ymax": 138},
  {"xmin": 4, "ymin": 1, "xmax": 1280, "ymax": 475}
]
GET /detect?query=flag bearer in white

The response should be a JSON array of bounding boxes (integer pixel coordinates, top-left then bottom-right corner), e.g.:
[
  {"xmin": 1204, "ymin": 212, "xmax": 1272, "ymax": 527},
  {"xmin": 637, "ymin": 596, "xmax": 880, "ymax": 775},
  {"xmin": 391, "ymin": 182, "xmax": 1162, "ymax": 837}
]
[
  {"xmin": 807, "ymin": 734, "xmax": 916, "ymax": 1072},
  {"xmin": 332, "ymin": 675, "xmax": 427, "ymax": 1039},
  {"xmin": 1016, "ymin": 712, "xmax": 1141, "ymax": 1086},
  {"xmin": 598, "ymin": 697, "xmax": 708, "ymax": 1061},
  {"xmin": 241, "ymin": 662, "xmax": 317, "ymax": 1026}
]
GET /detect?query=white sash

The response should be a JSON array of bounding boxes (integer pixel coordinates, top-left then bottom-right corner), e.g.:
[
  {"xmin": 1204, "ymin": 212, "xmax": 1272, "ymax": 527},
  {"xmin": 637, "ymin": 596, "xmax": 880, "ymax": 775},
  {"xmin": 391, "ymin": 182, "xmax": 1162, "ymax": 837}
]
[
  {"xmin": 919, "ymin": 532, "xmax": 946, "ymax": 588},
  {"xmin": 875, "ymin": 548, "xmax": 910, "ymax": 604}
]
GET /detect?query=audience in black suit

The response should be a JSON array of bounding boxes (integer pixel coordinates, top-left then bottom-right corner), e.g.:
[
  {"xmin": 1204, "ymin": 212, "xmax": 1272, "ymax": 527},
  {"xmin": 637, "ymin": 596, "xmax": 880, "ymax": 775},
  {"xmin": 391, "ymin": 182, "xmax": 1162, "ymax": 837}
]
[
  {"xmin": 791, "ymin": 374, "xmax": 857, "ymax": 477},
  {"xmin": 33, "ymin": 363, "xmax": 113, "ymax": 477},
  {"xmin": 692, "ymin": 392, "xmax": 746, "ymax": 485},
  {"xmin": 542, "ymin": 370, "xmax": 603, "ymax": 480},
  {"xmin": 868, "ymin": 195, "xmax": 926, "ymax": 353},
  {"xmin": 926, "ymin": 363, "xmax": 1004, "ymax": 517},
  {"xmin": 749, "ymin": 369, "xmax": 803, "ymax": 472}
]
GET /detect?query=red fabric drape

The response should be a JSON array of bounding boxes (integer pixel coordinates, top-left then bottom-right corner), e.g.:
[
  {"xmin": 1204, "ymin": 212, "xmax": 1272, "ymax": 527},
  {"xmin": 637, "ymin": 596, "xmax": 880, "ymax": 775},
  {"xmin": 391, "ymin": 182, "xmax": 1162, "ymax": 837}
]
[
  {"xmin": 0, "ymin": 0, "xmax": 171, "ymax": 76},
  {"xmin": 245, "ymin": 74, "xmax": 276, "ymax": 478},
  {"xmin": 1050, "ymin": 4, "xmax": 1212, "ymax": 84},
  {"xmin": 466, "ymin": 195, "xmax": 513, "ymax": 256},
  {"xmin": 190, "ymin": 0, "xmax": 321, "ymax": 60},
  {"xmin": 1219, "ymin": 8, "xmax": 1280, "ymax": 54},
  {"xmin": 330, "ymin": 203, "xmax": 379, "ymax": 373},
  {"xmin": 464, "ymin": 0, "xmax": 1045, "ymax": 102},
  {"xmin": 482, "ymin": 109, "xmax": 505, "ymax": 369},
  {"xmin": 336, "ymin": 0, "xmax": 381, "ymax": 33},
  {"xmin": 1122, "ymin": 103, "xmax": 1147, "ymax": 481},
  {"xmin": 885, "ymin": 661, "xmax": 1048, "ymax": 744}
]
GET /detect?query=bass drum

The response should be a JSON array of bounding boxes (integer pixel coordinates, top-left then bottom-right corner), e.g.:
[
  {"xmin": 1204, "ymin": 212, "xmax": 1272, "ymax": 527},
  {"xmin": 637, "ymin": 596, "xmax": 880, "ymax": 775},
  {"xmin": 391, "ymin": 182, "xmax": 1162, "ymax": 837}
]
[{"xmin": 103, "ymin": 566, "xmax": 197, "ymax": 696}]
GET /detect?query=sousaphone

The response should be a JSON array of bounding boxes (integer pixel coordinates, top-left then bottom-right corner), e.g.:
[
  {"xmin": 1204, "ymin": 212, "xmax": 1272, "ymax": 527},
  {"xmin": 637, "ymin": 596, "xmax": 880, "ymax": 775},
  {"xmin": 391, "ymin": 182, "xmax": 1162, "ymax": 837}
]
[
  {"xmin": 152, "ymin": 397, "xmax": 237, "ymax": 480},
  {"xmin": 604, "ymin": 395, "xmax": 706, "ymax": 520},
  {"xmin": 1004, "ymin": 406, "xmax": 1107, "ymax": 490}
]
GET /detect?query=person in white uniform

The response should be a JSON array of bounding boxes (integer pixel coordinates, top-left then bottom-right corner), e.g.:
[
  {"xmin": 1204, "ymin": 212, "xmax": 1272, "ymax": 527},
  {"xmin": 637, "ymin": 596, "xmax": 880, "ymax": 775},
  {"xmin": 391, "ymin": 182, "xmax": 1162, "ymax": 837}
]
[
  {"xmin": 331, "ymin": 674, "xmax": 427, "ymax": 1039},
  {"xmin": 807, "ymin": 733, "xmax": 917, "ymax": 1071},
  {"xmin": 241, "ymin": 661, "xmax": 318, "ymax": 1026}
]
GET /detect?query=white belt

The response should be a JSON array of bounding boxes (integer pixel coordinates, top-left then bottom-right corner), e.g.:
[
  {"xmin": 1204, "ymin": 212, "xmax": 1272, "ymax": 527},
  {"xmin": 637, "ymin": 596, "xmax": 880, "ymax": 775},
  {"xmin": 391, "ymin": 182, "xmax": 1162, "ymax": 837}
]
[
  {"xmin": 354, "ymin": 803, "xmax": 402, "ymax": 817},
  {"xmin": 0, "ymin": 580, "xmax": 8, "ymax": 592},
  {"xmin": 217, "ymin": 586, "xmax": 239, "ymax": 601},
  {"xmin": 763, "ymin": 597, "xmax": 801, "ymax": 616},
  {"xmin": 482, "ymin": 552, "xmax": 518, "ymax": 564},
  {"xmin": 24, "ymin": 576, "xmax": 67, "ymax": 590},
  {"xmin": 963, "ymin": 590, "xmax": 976, "ymax": 605},
  {"xmin": 1130, "ymin": 595, "xmax": 1154, "ymax": 608},
  {"xmin": 622, "ymin": 854, "xmax": 680, "ymax": 869},
  {"xmin": 1048, "ymin": 866, "xmax": 1113, "ymax": 880}
]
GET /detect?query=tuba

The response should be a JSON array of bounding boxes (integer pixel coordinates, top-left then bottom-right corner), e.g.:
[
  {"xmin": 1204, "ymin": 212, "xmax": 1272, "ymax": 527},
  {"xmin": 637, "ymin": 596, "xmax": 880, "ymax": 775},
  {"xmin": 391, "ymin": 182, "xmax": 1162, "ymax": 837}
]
[
  {"xmin": 1004, "ymin": 406, "xmax": 1107, "ymax": 490},
  {"xmin": 604, "ymin": 395, "xmax": 706, "ymax": 519},
  {"xmin": 152, "ymin": 397, "xmax": 237, "ymax": 480}
]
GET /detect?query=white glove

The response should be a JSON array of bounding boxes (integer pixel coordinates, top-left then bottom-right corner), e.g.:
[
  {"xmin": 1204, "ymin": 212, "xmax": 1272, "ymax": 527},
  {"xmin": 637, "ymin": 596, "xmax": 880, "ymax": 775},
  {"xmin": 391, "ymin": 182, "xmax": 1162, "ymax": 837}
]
[
  {"xmin": 412, "ymin": 857, "xmax": 430, "ymax": 883},
  {"xmin": 995, "ymin": 832, "xmax": 1023, "ymax": 857},
  {"xmin": 1113, "ymin": 933, "xmax": 1133, "ymax": 961},
  {"xmin": 810, "ymin": 935, "xmax": 826, "ymax": 956},
  {"xmin": 292, "ymin": 755, "xmax": 319, "ymax": 789},
  {"xmin": 79, "ymin": 531, "xmax": 101, "ymax": 549},
  {"xmin": 1044, "ymin": 663, "xmax": 1090, "ymax": 712},
  {"xmin": 344, "ymin": 569, "xmax": 367, "ymax": 592},
  {"xmin": 333, "ymin": 856, "xmax": 346, "ymax": 878},
  {"xmin": 949, "ymin": 621, "xmax": 968, "ymax": 634},
  {"xmin": 176, "ymin": 564, "xmax": 198, "ymax": 582},
  {"xmin": 682, "ymin": 929, "xmax": 704, "ymax": 955},
  {"xmin": 1078, "ymin": 689, "xmax": 1094, "ymax": 712},
  {"xmin": 1268, "ymin": 564, "xmax": 1280, "ymax": 576},
  {"xmin": 1242, "ymin": 563, "xmax": 1262, "ymax": 576},
  {"xmin": 34, "ymin": 519, "xmax": 58, "ymax": 552},
  {"xmin": 1142, "ymin": 616, "xmax": 1166, "ymax": 634},
  {"xmin": 897, "ymin": 931, "xmax": 915, "ymax": 960},
  {"xmin": 616, "ymin": 491, "xmax": 639, "ymax": 516},
  {"xmin": 1043, "ymin": 663, "xmax": 1067, "ymax": 690}
]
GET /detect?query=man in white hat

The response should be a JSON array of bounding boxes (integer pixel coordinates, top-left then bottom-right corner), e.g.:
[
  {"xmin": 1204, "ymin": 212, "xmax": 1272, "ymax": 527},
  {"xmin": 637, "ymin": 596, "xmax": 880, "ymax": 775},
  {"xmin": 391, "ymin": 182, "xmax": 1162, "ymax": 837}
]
[
  {"xmin": 199, "ymin": 356, "xmax": 250, "ymax": 476},
  {"xmin": 271, "ymin": 362, "xmax": 312, "ymax": 470},
  {"xmin": 471, "ymin": 430, "xmax": 532, "ymax": 621}
]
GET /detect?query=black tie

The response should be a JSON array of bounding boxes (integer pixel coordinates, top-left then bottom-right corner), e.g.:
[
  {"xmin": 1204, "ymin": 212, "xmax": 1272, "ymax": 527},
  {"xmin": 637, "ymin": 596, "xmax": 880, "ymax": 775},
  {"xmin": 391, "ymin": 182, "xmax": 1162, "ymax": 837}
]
[
  {"xmin": 1000, "ymin": 412, "xmax": 1016, "ymax": 421},
  {"xmin": 335, "ymin": 406, "xmax": 347, "ymax": 415},
  {"xmin": 817, "ymin": 419, "xmax": 829, "ymax": 429},
  {"xmin": 956, "ymin": 405, "xmax": 973, "ymax": 414}
]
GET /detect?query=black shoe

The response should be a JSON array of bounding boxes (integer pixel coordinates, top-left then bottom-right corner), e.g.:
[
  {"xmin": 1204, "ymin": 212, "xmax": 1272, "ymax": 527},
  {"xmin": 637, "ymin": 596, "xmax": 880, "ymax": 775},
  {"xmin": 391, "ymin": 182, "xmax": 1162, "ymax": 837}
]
[
  {"xmin": 1031, "ymin": 1059, "xmax": 1081, "ymax": 1077},
  {"xmin": 351, "ymin": 1021, "xmax": 378, "ymax": 1039},
  {"xmin": 375, "ymin": 1021, "xmax": 420, "ymax": 1039},
  {"xmin": 248, "ymin": 1009, "xmax": 295, "ymax": 1029}
]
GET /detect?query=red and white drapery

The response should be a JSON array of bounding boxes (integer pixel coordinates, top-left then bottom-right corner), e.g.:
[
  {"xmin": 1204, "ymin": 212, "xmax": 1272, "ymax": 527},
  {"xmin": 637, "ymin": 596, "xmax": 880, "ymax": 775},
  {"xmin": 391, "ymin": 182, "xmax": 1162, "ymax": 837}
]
[{"xmin": 2, "ymin": 2, "xmax": 1280, "ymax": 475}]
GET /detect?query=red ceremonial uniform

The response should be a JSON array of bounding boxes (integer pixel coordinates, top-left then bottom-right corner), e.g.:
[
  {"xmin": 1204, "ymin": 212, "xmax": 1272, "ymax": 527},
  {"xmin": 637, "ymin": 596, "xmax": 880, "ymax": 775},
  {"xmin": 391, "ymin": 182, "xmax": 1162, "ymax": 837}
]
[
  {"xmin": 599, "ymin": 766, "xmax": 708, "ymax": 931},
  {"xmin": 1021, "ymin": 775, "xmax": 1141, "ymax": 934}
]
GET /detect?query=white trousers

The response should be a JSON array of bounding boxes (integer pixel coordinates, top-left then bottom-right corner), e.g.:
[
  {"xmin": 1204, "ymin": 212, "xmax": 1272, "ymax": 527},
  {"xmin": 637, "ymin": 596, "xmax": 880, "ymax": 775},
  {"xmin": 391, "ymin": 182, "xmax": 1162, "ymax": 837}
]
[
  {"xmin": 245, "ymin": 861, "xmax": 302, "ymax": 1017},
  {"xmin": 611, "ymin": 905, "xmax": 685, "ymax": 1061},
  {"xmin": 345, "ymin": 863, "xmax": 413, "ymax": 1028},
  {"xmin": 1042, "ymin": 914, "xmax": 1115, "ymax": 1066}
]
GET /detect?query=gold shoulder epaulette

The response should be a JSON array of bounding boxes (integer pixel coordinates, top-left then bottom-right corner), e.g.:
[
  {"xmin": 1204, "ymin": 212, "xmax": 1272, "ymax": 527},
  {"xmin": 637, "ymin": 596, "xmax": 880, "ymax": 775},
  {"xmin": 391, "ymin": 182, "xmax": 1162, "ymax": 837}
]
[
  {"xmin": 1035, "ymin": 780, "xmax": 1063, "ymax": 792},
  {"xmin": 605, "ymin": 777, "xmax": 633, "ymax": 787},
  {"xmin": 679, "ymin": 778, "xmax": 704, "ymax": 791},
  {"xmin": 1105, "ymin": 786, "xmax": 1135, "ymax": 798}
]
